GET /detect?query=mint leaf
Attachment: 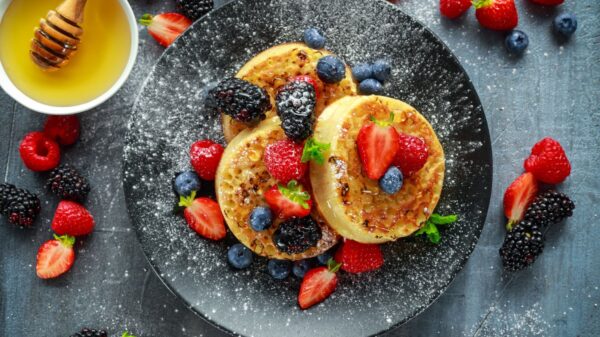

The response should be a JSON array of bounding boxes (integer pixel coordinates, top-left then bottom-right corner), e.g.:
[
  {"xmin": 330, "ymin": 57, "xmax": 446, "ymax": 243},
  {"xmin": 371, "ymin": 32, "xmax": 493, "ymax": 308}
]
[
  {"xmin": 429, "ymin": 214, "xmax": 457, "ymax": 226},
  {"xmin": 414, "ymin": 213, "xmax": 457, "ymax": 244},
  {"xmin": 301, "ymin": 137, "xmax": 330, "ymax": 165}
]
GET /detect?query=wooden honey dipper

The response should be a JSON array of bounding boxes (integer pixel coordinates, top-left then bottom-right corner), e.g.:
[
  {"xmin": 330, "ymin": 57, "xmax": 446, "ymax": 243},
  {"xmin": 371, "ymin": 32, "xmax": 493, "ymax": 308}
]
[{"xmin": 30, "ymin": 0, "xmax": 87, "ymax": 72}]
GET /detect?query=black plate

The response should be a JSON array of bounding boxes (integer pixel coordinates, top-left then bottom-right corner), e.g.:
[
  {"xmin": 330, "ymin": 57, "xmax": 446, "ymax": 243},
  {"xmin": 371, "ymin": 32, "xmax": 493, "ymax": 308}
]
[{"xmin": 123, "ymin": 0, "xmax": 492, "ymax": 336}]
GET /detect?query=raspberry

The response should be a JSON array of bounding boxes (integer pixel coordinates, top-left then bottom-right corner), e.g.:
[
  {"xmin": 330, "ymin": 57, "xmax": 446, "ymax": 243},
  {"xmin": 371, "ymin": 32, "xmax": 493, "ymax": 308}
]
[
  {"xmin": 393, "ymin": 133, "xmax": 429, "ymax": 177},
  {"xmin": 43, "ymin": 115, "xmax": 80, "ymax": 146},
  {"xmin": 264, "ymin": 140, "xmax": 307, "ymax": 183},
  {"xmin": 524, "ymin": 137, "xmax": 571, "ymax": 184},
  {"xmin": 19, "ymin": 131, "xmax": 61, "ymax": 171},
  {"xmin": 190, "ymin": 139, "xmax": 224, "ymax": 181},
  {"xmin": 334, "ymin": 239, "xmax": 384, "ymax": 273}
]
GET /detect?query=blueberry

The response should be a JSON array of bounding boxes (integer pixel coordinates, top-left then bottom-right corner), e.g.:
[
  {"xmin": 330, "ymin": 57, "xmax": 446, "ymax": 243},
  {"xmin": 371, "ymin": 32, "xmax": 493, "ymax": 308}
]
[
  {"xmin": 303, "ymin": 28, "xmax": 326, "ymax": 49},
  {"xmin": 504, "ymin": 30, "xmax": 529, "ymax": 55},
  {"xmin": 554, "ymin": 13, "xmax": 577, "ymax": 37},
  {"xmin": 372, "ymin": 59, "xmax": 391, "ymax": 82},
  {"xmin": 292, "ymin": 260, "xmax": 312, "ymax": 278},
  {"xmin": 316, "ymin": 55, "xmax": 346, "ymax": 84},
  {"xmin": 227, "ymin": 244, "xmax": 253, "ymax": 269},
  {"xmin": 173, "ymin": 171, "xmax": 201, "ymax": 196},
  {"xmin": 249, "ymin": 206, "xmax": 273, "ymax": 231},
  {"xmin": 359, "ymin": 79, "xmax": 383, "ymax": 95},
  {"xmin": 379, "ymin": 166, "xmax": 403, "ymax": 195},
  {"xmin": 267, "ymin": 259, "xmax": 292, "ymax": 280},
  {"xmin": 352, "ymin": 63, "xmax": 374, "ymax": 82},
  {"xmin": 316, "ymin": 251, "xmax": 333, "ymax": 265}
]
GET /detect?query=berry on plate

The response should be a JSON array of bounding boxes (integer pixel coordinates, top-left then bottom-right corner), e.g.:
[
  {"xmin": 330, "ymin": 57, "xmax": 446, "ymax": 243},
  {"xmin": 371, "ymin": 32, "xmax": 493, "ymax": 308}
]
[
  {"xmin": 19, "ymin": 131, "xmax": 61, "ymax": 172},
  {"xmin": 440, "ymin": 0, "xmax": 472, "ymax": 19},
  {"xmin": 267, "ymin": 259, "xmax": 292, "ymax": 280},
  {"xmin": 249, "ymin": 206, "xmax": 273, "ymax": 231},
  {"xmin": 316, "ymin": 55, "xmax": 346, "ymax": 84},
  {"xmin": 393, "ymin": 133, "xmax": 429, "ymax": 177},
  {"xmin": 530, "ymin": 0, "xmax": 563, "ymax": 5},
  {"xmin": 208, "ymin": 77, "xmax": 272, "ymax": 124},
  {"xmin": 276, "ymin": 80, "xmax": 317, "ymax": 142},
  {"xmin": 298, "ymin": 258, "xmax": 341, "ymax": 309},
  {"xmin": 473, "ymin": 0, "xmax": 518, "ymax": 31},
  {"xmin": 358, "ymin": 78, "xmax": 383, "ymax": 95},
  {"xmin": 264, "ymin": 180, "xmax": 312, "ymax": 219},
  {"xmin": 43, "ymin": 115, "xmax": 80, "ymax": 146},
  {"xmin": 301, "ymin": 137, "xmax": 330, "ymax": 165},
  {"xmin": 505, "ymin": 30, "xmax": 529, "ymax": 55},
  {"xmin": 51, "ymin": 200, "xmax": 95, "ymax": 236},
  {"xmin": 379, "ymin": 166, "xmax": 403, "ymax": 195},
  {"xmin": 352, "ymin": 63, "xmax": 374, "ymax": 83},
  {"xmin": 334, "ymin": 239, "xmax": 383, "ymax": 273},
  {"xmin": 371, "ymin": 59, "xmax": 391, "ymax": 83},
  {"xmin": 190, "ymin": 139, "xmax": 224, "ymax": 181},
  {"xmin": 303, "ymin": 27, "xmax": 326, "ymax": 49},
  {"xmin": 503, "ymin": 173, "xmax": 538, "ymax": 230},
  {"xmin": 36, "ymin": 234, "xmax": 75, "ymax": 279},
  {"xmin": 47, "ymin": 164, "xmax": 91, "ymax": 201},
  {"xmin": 273, "ymin": 216, "xmax": 322, "ymax": 254},
  {"xmin": 291, "ymin": 75, "xmax": 320, "ymax": 100},
  {"xmin": 524, "ymin": 137, "xmax": 571, "ymax": 184},
  {"xmin": 357, "ymin": 113, "xmax": 400, "ymax": 180},
  {"xmin": 227, "ymin": 243, "xmax": 253, "ymax": 269},
  {"xmin": 414, "ymin": 213, "xmax": 458, "ymax": 244},
  {"xmin": 264, "ymin": 139, "xmax": 308, "ymax": 183},
  {"xmin": 292, "ymin": 260, "xmax": 312, "ymax": 278},
  {"xmin": 176, "ymin": 0, "xmax": 213, "ymax": 21},
  {"xmin": 179, "ymin": 192, "xmax": 226, "ymax": 240},
  {"xmin": 553, "ymin": 13, "xmax": 577, "ymax": 38},
  {"xmin": 173, "ymin": 171, "xmax": 201, "ymax": 197},
  {"xmin": 0, "ymin": 183, "xmax": 41, "ymax": 227},
  {"xmin": 139, "ymin": 13, "xmax": 192, "ymax": 47}
]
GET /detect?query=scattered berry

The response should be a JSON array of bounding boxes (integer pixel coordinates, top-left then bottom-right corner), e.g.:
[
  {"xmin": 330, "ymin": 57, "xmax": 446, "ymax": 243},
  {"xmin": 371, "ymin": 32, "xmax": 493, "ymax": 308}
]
[
  {"xmin": 316, "ymin": 55, "xmax": 346, "ymax": 84},
  {"xmin": 139, "ymin": 13, "xmax": 192, "ymax": 47},
  {"xmin": 179, "ymin": 193, "xmax": 226, "ymax": 240},
  {"xmin": 190, "ymin": 139, "xmax": 224, "ymax": 181},
  {"xmin": 553, "ymin": 13, "xmax": 577, "ymax": 38},
  {"xmin": 276, "ymin": 80, "xmax": 317, "ymax": 142},
  {"xmin": 316, "ymin": 251, "xmax": 333, "ymax": 265},
  {"xmin": 208, "ymin": 77, "xmax": 271, "ymax": 124},
  {"xmin": 371, "ymin": 59, "xmax": 391, "ymax": 83},
  {"xmin": 69, "ymin": 328, "xmax": 108, "ymax": 337},
  {"xmin": 43, "ymin": 115, "xmax": 80, "ymax": 146},
  {"xmin": 440, "ymin": 0, "xmax": 472, "ymax": 19},
  {"xmin": 292, "ymin": 260, "xmax": 312, "ymax": 278},
  {"xmin": 393, "ymin": 133, "xmax": 429, "ymax": 177},
  {"xmin": 19, "ymin": 131, "xmax": 61, "ymax": 172},
  {"xmin": 499, "ymin": 219, "xmax": 544, "ymax": 271},
  {"xmin": 474, "ymin": 0, "xmax": 518, "ymax": 31},
  {"xmin": 0, "ymin": 184, "xmax": 41, "ymax": 227},
  {"xmin": 303, "ymin": 28, "xmax": 326, "ymax": 49},
  {"xmin": 36, "ymin": 234, "xmax": 75, "ymax": 279},
  {"xmin": 176, "ymin": 0, "xmax": 213, "ymax": 20},
  {"xmin": 357, "ymin": 113, "xmax": 400, "ymax": 180},
  {"xmin": 530, "ymin": 0, "xmax": 563, "ymax": 5},
  {"xmin": 352, "ymin": 63, "xmax": 374, "ymax": 82},
  {"xmin": 335, "ymin": 240, "xmax": 384, "ymax": 273},
  {"xmin": 264, "ymin": 140, "xmax": 308, "ymax": 183},
  {"xmin": 173, "ymin": 171, "xmax": 201, "ymax": 197},
  {"xmin": 264, "ymin": 180, "xmax": 312, "ymax": 219},
  {"xmin": 503, "ymin": 173, "xmax": 538, "ymax": 230},
  {"xmin": 249, "ymin": 206, "xmax": 273, "ymax": 231},
  {"xmin": 47, "ymin": 164, "xmax": 90, "ymax": 201},
  {"xmin": 524, "ymin": 137, "xmax": 571, "ymax": 184},
  {"xmin": 505, "ymin": 30, "xmax": 529, "ymax": 55},
  {"xmin": 358, "ymin": 78, "xmax": 383, "ymax": 95},
  {"xmin": 267, "ymin": 259, "xmax": 292, "ymax": 280},
  {"xmin": 273, "ymin": 216, "xmax": 322, "ymax": 254},
  {"xmin": 227, "ymin": 243, "xmax": 253, "ymax": 269},
  {"xmin": 51, "ymin": 200, "xmax": 95, "ymax": 236},
  {"xmin": 0, "ymin": 183, "xmax": 18, "ymax": 213},
  {"xmin": 298, "ymin": 259, "xmax": 341, "ymax": 309},
  {"xmin": 524, "ymin": 190, "xmax": 574, "ymax": 228},
  {"xmin": 379, "ymin": 166, "xmax": 403, "ymax": 195}
]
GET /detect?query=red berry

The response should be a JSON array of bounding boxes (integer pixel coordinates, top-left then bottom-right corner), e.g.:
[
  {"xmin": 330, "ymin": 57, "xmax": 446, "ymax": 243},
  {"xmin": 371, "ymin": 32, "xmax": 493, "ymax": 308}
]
[
  {"xmin": 19, "ymin": 131, "xmax": 61, "ymax": 171},
  {"xmin": 530, "ymin": 0, "xmax": 563, "ymax": 5},
  {"xmin": 139, "ymin": 13, "xmax": 192, "ymax": 47},
  {"xmin": 36, "ymin": 234, "xmax": 75, "ymax": 279},
  {"xmin": 264, "ymin": 140, "xmax": 308, "ymax": 183},
  {"xmin": 51, "ymin": 200, "xmax": 95, "ymax": 236},
  {"xmin": 43, "ymin": 115, "xmax": 80, "ymax": 146},
  {"xmin": 298, "ymin": 260, "xmax": 340, "ymax": 309},
  {"xmin": 393, "ymin": 133, "xmax": 429, "ymax": 177},
  {"xmin": 524, "ymin": 137, "xmax": 571, "ymax": 184},
  {"xmin": 440, "ymin": 0, "xmax": 472, "ymax": 19},
  {"xmin": 474, "ymin": 0, "xmax": 518, "ymax": 31},
  {"xmin": 334, "ymin": 239, "xmax": 384, "ymax": 273},
  {"xmin": 264, "ymin": 181, "xmax": 312, "ymax": 219},
  {"xmin": 503, "ymin": 173, "xmax": 538, "ymax": 229},
  {"xmin": 190, "ymin": 139, "xmax": 224, "ymax": 181},
  {"xmin": 180, "ymin": 195, "xmax": 226, "ymax": 240},
  {"xmin": 357, "ymin": 114, "xmax": 400, "ymax": 180}
]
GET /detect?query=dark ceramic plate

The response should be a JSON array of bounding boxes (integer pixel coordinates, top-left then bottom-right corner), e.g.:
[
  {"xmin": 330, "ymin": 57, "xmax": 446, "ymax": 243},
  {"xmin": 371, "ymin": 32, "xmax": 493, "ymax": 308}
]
[{"xmin": 123, "ymin": 0, "xmax": 492, "ymax": 336}]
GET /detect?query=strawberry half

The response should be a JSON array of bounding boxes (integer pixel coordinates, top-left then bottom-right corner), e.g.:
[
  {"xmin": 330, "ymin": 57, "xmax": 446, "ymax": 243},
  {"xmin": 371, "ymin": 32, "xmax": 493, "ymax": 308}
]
[
  {"xmin": 51, "ymin": 200, "xmax": 95, "ymax": 236},
  {"xmin": 503, "ymin": 172, "xmax": 538, "ymax": 230},
  {"xmin": 36, "ymin": 234, "xmax": 75, "ymax": 279},
  {"xmin": 179, "ymin": 192, "xmax": 226, "ymax": 240},
  {"xmin": 139, "ymin": 13, "xmax": 192, "ymax": 47},
  {"xmin": 264, "ymin": 180, "xmax": 312, "ymax": 219},
  {"xmin": 298, "ymin": 259, "xmax": 341, "ymax": 309},
  {"xmin": 335, "ymin": 239, "xmax": 384, "ymax": 273},
  {"xmin": 357, "ymin": 112, "xmax": 400, "ymax": 180},
  {"xmin": 474, "ymin": 0, "xmax": 518, "ymax": 31}
]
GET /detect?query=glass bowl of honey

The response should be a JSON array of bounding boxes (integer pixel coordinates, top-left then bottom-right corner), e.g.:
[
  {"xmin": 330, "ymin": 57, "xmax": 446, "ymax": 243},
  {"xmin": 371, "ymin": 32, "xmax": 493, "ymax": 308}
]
[{"xmin": 0, "ymin": 0, "xmax": 138, "ymax": 114}]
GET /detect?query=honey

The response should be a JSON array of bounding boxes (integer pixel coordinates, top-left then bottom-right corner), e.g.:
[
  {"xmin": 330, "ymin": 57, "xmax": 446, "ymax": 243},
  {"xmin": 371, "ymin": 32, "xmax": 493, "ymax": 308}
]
[{"xmin": 0, "ymin": 0, "xmax": 131, "ymax": 106}]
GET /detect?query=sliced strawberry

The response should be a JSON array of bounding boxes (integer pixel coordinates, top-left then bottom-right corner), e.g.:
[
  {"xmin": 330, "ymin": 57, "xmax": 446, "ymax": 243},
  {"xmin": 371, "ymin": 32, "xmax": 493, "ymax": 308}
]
[
  {"xmin": 264, "ymin": 180, "xmax": 312, "ymax": 219},
  {"xmin": 36, "ymin": 234, "xmax": 75, "ymax": 279},
  {"xmin": 357, "ymin": 113, "xmax": 399, "ymax": 180},
  {"xmin": 139, "ymin": 13, "xmax": 192, "ymax": 47},
  {"xmin": 503, "ymin": 172, "xmax": 538, "ymax": 230},
  {"xmin": 179, "ymin": 192, "xmax": 226, "ymax": 240},
  {"xmin": 298, "ymin": 259, "xmax": 341, "ymax": 309},
  {"xmin": 51, "ymin": 200, "xmax": 95, "ymax": 236},
  {"xmin": 335, "ymin": 239, "xmax": 384, "ymax": 273}
]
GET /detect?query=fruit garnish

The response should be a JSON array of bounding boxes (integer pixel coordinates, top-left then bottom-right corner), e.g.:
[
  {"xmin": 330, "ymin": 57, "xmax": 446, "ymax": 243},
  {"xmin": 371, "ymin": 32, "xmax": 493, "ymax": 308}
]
[
  {"xmin": 553, "ymin": 13, "xmax": 577, "ymax": 37},
  {"xmin": 291, "ymin": 75, "xmax": 320, "ymax": 100},
  {"xmin": 393, "ymin": 133, "xmax": 429, "ymax": 177},
  {"xmin": 473, "ymin": 0, "xmax": 518, "ymax": 31},
  {"xmin": 173, "ymin": 170, "xmax": 201, "ymax": 197},
  {"xmin": 358, "ymin": 79, "xmax": 383, "ymax": 95},
  {"xmin": 505, "ymin": 30, "xmax": 529, "ymax": 55},
  {"xmin": 51, "ymin": 200, "xmax": 95, "ymax": 236},
  {"xmin": 207, "ymin": 77, "xmax": 271, "ymax": 124},
  {"xmin": 264, "ymin": 180, "xmax": 312, "ymax": 219},
  {"xmin": 43, "ymin": 115, "xmax": 80, "ymax": 146},
  {"xmin": 316, "ymin": 55, "xmax": 346, "ymax": 84},
  {"xmin": 357, "ymin": 112, "xmax": 399, "ymax": 180},
  {"xmin": 249, "ymin": 206, "xmax": 273, "ymax": 231},
  {"xmin": 303, "ymin": 27, "xmax": 326, "ymax": 49},
  {"xmin": 414, "ymin": 213, "xmax": 458, "ymax": 244},
  {"xmin": 19, "ymin": 131, "xmax": 61, "ymax": 172},
  {"xmin": 524, "ymin": 137, "xmax": 571, "ymax": 184},
  {"xmin": 47, "ymin": 164, "xmax": 91, "ymax": 202},
  {"xmin": 139, "ymin": 13, "xmax": 192, "ymax": 47},
  {"xmin": 524, "ymin": 190, "xmax": 575, "ymax": 228},
  {"xmin": 267, "ymin": 259, "xmax": 292, "ymax": 280},
  {"xmin": 371, "ymin": 59, "xmax": 391, "ymax": 83},
  {"xmin": 36, "ymin": 234, "xmax": 76, "ymax": 279},
  {"xmin": 0, "ymin": 183, "xmax": 41, "ymax": 227},
  {"xmin": 379, "ymin": 166, "xmax": 403, "ymax": 195},
  {"xmin": 273, "ymin": 216, "xmax": 322, "ymax": 254},
  {"xmin": 352, "ymin": 63, "xmax": 374, "ymax": 82},
  {"xmin": 298, "ymin": 258, "xmax": 341, "ymax": 309},
  {"xmin": 503, "ymin": 172, "xmax": 538, "ymax": 230},
  {"xmin": 190, "ymin": 139, "xmax": 224, "ymax": 181},
  {"xmin": 499, "ymin": 219, "xmax": 544, "ymax": 271},
  {"xmin": 440, "ymin": 0, "xmax": 472, "ymax": 19},
  {"xmin": 334, "ymin": 239, "xmax": 384, "ymax": 273},
  {"xmin": 122, "ymin": 332, "xmax": 136, "ymax": 337},
  {"xmin": 276, "ymin": 80, "xmax": 317, "ymax": 142},
  {"xmin": 176, "ymin": 0, "xmax": 213, "ymax": 20},
  {"xmin": 264, "ymin": 139, "xmax": 308, "ymax": 183},
  {"xmin": 179, "ymin": 191, "xmax": 226, "ymax": 240},
  {"xmin": 301, "ymin": 137, "xmax": 330, "ymax": 165},
  {"xmin": 227, "ymin": 243, "xmax": 253, "ymax": 269}
]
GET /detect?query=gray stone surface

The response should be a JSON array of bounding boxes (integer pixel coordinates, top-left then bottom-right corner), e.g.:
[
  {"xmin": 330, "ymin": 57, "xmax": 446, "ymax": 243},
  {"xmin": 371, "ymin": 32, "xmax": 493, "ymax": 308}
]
[{"xmin": 1, "ymin": 0, "xmax": 598, "ymax": 336}]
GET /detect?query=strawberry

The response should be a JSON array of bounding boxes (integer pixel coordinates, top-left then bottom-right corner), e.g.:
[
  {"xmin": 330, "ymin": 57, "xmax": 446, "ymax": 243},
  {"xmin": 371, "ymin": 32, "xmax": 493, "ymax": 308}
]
[
  {"xmin": 264, "ymin": 180, "xmax": 312, "ymax": 219},
  {"xmin": 530, "ymin": 0, "xmax": 563, "ymax": 5},
  {"xmin": 473, "ymin": 0, "xmax": 518, "ymax": 31},
  {"xmin": 393, "ymin": 133, "xmax": 429, "ymax": 177},
  {"xmin": 290, "ymin": 75, "xmax": 320, "ymax": 100},
  {"xmin": 503, "ymin": 172, "xmax": 538, "ymax": 230},
  {"xmin": 524, "ymin": 137, "xmax": 571, "ymax": 184},
  {"xmin": 43, "ymin": 115, "xmax": 80, "ymax": 146},
  {"xmin": 36, "ymin": 234, "xmax": 76, "ymax": 279},
  {"xmin": 51, "ymin": 200, "xmax": 95, "ymax": 236},
  {"xmin": 357, "ymin": 113, "xmax": 400, "ymax": 180},
  {"xmin": 139, "ymin": 13, "xmax": 192, "ymax": 47},
  {"xmin": 298, "ymin": 259, "xmax": 341, "ymax": 309},
  {"xmin": 264, "ymin": 139, "xmax": 308, "ymax": 183},
  {"xmin": 334, "ymin": 239, "xmax": 384, "ymax": 273},
  {"xmin": 440, "ymin": 0, "xmax": 472, "ymax": 19},
  {"xmin": 190, "ymin": 139, "xmax": 224, "ymax": 181},
  {"xmin": 19, "ymin": 131, "xmax": 61, "ymax": 172},
  {"xmin": 179, "ymin": 192, "xmax": 226, "ymax": 240}
]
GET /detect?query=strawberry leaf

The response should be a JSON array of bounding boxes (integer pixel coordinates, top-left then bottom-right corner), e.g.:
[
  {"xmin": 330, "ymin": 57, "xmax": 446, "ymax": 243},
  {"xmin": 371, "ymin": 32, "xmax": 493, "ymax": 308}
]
[
  {"xmin": 178, "ymin": 190, "xmax": 197, "ymax": 208},
  {"xmin": 369, "ymin": 111, "xmax": 395, "ymax": 127},
  {"xmin": 301, "ymin": 137, "xmax": 330, "ymax": 165},
  {"xmin": 54, "ymin": 234, "xmax": 75, "ymax": 247},
  {"xmin": 139, "ymin": 14, "xmax": 154, "ymax": 26},
  {"xmin": 278, "ymin": 180, "xmax": 311, "ymax": 209},
  {"xmin": 327, "ymin": 258, "xmax": 341, "ymax": 273}
]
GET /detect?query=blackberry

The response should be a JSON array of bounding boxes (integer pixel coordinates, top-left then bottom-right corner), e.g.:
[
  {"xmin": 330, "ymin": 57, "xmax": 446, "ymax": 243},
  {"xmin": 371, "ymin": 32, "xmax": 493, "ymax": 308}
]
[
  {"xmin": 3, "ymin": 186, "xmax": 41, "ymax": 227},
  {"xmin": 524, "ymin": 190, "xmax": 574, "ymax": 228},
  {"xmin": 273, "ymin": 216, "xmax": 321, "ymax": 254},
  {"xmin": 499, "ymin": 219, "xmax": 544, "ymax": 271},
  {"xmin": 176, "ymin": 0, "xmax": 213, "ymax": 20},
  {"xmin": 276, "ymin": 80, "xmax": 316, "ymax": 141},
  {"xmin": 0, "ymin": 183, "xmax": 18, "ymax": 213},
  {"xmin": 47, "ymin": 164, "xmax": 91, "ymax": 201},
  {"xmin": 207, "ymin": 78, "xmax": 271, "ymax": 124},
  {"xmin": 69, "ymin": 328, "xmax": 108, "ymax": 337}
]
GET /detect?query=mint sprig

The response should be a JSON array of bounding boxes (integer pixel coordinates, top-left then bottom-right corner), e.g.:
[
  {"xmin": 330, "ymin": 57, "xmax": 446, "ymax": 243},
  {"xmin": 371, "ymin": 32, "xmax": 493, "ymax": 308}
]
[
  {"xmin": 278, "ymin": 180, "xmax": 311, "ymax": 209},
  {"xmin": 301, "ymin": 137, "xmax": 330, "ymax": 165},
  {"xmin": 414, "ymin": 213, "xmax": 457, "ymax": 244}
]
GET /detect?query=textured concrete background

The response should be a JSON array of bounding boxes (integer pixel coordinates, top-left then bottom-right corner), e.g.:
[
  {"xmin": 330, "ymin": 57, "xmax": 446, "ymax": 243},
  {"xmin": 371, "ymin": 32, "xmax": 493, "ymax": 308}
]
[{"xmin": 1, "ymin": 0, "xmax": 599, "ymax": 336}]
